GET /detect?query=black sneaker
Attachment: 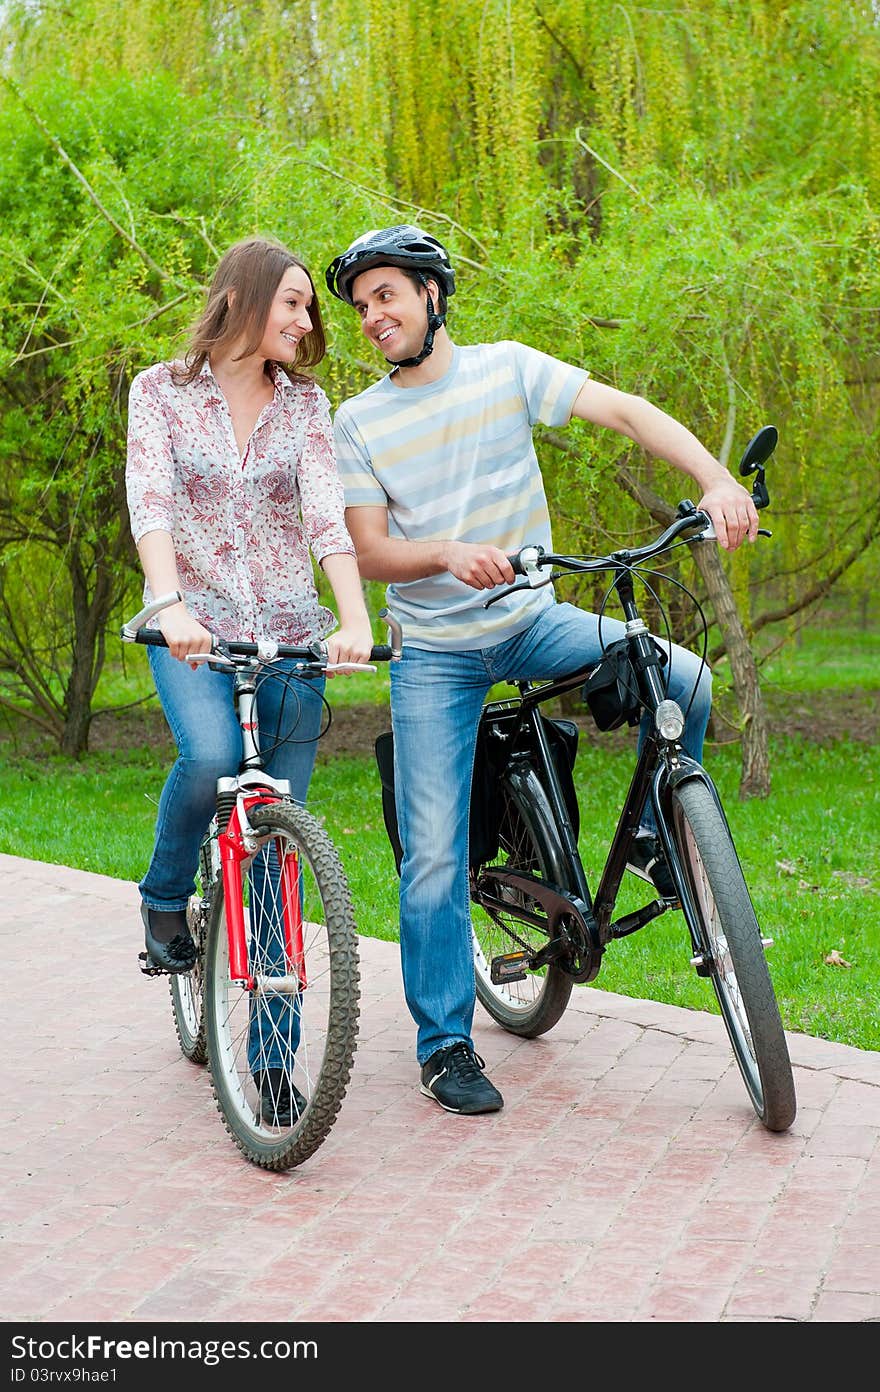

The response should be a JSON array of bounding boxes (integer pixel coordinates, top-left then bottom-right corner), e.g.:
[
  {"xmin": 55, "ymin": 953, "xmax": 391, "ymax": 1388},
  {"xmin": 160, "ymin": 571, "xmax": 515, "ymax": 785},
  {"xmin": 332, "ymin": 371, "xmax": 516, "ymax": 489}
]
[
  {"xmin": 419, "ymin": 1043, "xmax": 504, "ymax": 1115},
  {"xmin": 626, "ymin": 829, "xmax": 677, "ymax": 899},
  {"xmin": 141, "ymin": 904, "xmax": 197, "ymax": 974},
  {"xmin": 256, "ymin": 1069, "xmax": 306, "ymax": 1128}
]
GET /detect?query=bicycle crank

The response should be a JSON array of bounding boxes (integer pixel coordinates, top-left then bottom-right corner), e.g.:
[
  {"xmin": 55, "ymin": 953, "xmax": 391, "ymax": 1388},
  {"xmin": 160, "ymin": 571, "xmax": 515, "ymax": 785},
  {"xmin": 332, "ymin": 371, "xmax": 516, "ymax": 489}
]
[{"xmin": 478, "ymin": 868, "xmax": 602, "ymax": 984}]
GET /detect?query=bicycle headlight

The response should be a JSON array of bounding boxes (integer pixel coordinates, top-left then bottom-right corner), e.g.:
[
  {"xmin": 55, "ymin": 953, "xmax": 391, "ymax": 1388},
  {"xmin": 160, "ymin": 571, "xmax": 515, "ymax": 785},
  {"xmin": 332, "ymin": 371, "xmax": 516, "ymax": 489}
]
[{"xmin": 656, "ymin": 699, "xmax": 685, "ymax": 741}]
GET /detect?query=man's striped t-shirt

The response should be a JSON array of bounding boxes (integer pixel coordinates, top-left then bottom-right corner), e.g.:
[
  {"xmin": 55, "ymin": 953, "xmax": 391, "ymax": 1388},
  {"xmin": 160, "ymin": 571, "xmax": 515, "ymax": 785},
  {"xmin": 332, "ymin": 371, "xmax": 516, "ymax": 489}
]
[{"xmin": 334, "ymin": 341, "xmax": 588, "ymax": 650}]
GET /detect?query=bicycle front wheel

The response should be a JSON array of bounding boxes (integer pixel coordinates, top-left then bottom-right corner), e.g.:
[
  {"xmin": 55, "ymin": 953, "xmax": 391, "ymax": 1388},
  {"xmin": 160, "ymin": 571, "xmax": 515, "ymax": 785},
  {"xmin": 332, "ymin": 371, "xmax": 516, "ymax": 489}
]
[
  {"xmin": 203, "ymin": 801, "xmax": 360, "ymax": 1170},
  {"xmin": 471, "ymin": 765, "xmax": 574, "ymax": 1037},
  {"xmin": 670, "ymin": 780, "xmax": 796, "ymax": 1132},
  {"xmin": 169, "ymin": 822, "xmax": 216, "ymax": 1065}
]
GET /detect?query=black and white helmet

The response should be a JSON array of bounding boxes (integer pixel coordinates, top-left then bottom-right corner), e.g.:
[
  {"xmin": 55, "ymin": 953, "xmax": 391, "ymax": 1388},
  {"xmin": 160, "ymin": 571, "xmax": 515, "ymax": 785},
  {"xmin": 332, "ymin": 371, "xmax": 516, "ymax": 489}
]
[{"xmin": 325, "ymin": 225, "xmax": 455, "ymax": 305}]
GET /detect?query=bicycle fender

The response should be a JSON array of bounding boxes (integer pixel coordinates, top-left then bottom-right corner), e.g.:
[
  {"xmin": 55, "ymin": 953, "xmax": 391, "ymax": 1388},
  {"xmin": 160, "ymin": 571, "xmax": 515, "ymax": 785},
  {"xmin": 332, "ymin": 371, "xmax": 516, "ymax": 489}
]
[{"xmin": 653, "ymin": 756, "xmax": 732, "ymax": 833}]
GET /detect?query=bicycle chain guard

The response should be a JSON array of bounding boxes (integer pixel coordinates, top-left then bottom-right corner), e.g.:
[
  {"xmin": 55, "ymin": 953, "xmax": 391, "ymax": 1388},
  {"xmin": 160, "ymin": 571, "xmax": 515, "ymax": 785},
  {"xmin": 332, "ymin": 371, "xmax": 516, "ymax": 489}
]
[{"xmin": 477, "ymin": 867, "xmax": 601, "ymax": 983}]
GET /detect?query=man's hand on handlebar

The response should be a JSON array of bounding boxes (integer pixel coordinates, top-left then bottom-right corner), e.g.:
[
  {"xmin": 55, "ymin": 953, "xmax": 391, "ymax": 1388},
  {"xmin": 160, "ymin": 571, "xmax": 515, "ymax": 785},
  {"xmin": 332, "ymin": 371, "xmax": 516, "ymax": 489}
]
[
  {"xmin": 697, "ymin": 476, "xmax": 760, "ymax": 552},
  {"xmin": 158, "ymin": 602, "xmax": 213, "ymax": 667},
  {"xmin": 444, "ymin": 540, "xmax": 516, "ymax": 591}
]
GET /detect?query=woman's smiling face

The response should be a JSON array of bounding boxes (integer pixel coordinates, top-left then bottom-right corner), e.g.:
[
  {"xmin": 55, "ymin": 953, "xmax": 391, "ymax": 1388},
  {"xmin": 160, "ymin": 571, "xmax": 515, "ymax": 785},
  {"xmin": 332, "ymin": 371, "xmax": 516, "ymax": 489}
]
[{"xmin": 257, "ymin": 266, "xmax": 315, "ymax": 361}]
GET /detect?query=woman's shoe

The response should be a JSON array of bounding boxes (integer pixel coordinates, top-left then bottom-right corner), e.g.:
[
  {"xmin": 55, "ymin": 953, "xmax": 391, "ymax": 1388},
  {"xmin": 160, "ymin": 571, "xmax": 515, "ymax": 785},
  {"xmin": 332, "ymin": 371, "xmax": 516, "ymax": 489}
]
[
  {"xmin": 141, "ymin": 903, "xmax": 197, "ymax": 973},
  {"xmin": 255, "ymin": 1068, "xmax": 306, "ymax": 1127}
]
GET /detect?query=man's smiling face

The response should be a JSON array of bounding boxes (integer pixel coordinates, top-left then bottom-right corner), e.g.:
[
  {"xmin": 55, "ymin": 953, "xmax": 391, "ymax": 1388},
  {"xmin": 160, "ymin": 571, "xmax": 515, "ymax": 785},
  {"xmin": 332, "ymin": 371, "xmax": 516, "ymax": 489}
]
[{"xmin": 352, "ymin": 264, "xmax": 436, "ymax": 363}]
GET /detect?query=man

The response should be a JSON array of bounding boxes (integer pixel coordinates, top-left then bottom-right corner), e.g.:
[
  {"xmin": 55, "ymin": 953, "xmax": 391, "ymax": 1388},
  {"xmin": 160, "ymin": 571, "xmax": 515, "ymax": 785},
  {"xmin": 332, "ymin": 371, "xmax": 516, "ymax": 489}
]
[{"xmin": 325, "ymin": 225, "xmax": 758, "ymax": 1116}]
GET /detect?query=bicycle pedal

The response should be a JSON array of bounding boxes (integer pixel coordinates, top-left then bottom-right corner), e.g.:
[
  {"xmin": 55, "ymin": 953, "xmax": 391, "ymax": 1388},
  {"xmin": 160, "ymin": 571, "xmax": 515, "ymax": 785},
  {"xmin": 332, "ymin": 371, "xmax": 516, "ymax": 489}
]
[
  {"xmin": 138, "ymin": 951, "xmax": 167, "ymax": 978},
  {"xmin": 490, "ymin": 951, "xmax": 530, "ymax": 984}
]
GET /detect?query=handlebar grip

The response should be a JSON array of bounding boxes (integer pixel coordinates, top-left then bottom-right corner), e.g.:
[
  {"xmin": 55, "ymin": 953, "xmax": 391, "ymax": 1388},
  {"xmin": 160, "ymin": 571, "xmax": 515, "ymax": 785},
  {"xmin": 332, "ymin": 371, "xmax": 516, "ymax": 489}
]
[
  {"xmin": 370, "ymin": 644, "xmax": 393, "ymax": 663},
  {"xmin": 507, "ymin": 545, "xmax": 545, "ymax": 576},
  {"xmin": 131, "ymin": 629, "xmax": 169, "ymax": 647}
]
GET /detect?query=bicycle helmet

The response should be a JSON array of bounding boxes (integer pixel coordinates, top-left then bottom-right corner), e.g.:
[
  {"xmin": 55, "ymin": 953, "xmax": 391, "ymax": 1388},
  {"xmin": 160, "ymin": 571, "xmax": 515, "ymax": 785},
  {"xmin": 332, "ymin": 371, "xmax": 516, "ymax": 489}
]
[
  {"xmin": 324, "ymin": 225, "xmax": 455, "ymax": 368},
  {"xmin": 325, "ymin": 224, "xmax": 456, "ymax": 305}
]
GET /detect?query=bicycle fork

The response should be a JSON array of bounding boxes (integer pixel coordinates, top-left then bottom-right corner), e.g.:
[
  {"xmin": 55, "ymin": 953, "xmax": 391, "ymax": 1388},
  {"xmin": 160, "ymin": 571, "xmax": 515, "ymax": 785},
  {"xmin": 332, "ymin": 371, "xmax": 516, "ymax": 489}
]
[{"xmin": 216, "ymin": 776, "xmax": 306, "ymax": 993}]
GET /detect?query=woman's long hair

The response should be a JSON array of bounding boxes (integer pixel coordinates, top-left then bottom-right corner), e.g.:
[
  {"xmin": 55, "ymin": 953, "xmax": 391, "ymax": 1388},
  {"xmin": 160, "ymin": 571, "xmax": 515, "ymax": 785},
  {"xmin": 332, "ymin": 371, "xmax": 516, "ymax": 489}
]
[{"xmin": 172, "ymin": 236, "xmax": 327, "ymax": 387}]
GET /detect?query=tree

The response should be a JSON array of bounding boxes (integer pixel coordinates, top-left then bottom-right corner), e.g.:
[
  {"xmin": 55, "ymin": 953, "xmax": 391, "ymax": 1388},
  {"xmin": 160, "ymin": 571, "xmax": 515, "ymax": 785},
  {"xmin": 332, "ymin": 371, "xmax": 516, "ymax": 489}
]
[
  {"xmin": 0, "ymin": 70, "xmax": 235, "ymax": 752},
  {"xmin": 0, "ymin": 0, "xmax": 877, "ymax": 789}
]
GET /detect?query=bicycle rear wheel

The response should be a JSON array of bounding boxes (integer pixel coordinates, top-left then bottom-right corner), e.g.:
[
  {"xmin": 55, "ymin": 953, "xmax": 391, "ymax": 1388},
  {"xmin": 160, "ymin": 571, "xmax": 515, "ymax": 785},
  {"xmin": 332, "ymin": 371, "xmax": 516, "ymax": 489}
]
[
  {"xmin": 471, "ymin": 765, "xmax": 574, "ymax": 1037},
  {"xmin": 670, "ymin": 780, "xmax": 796, "ymax": 1132},
  {"xmin": 169, "ymin": 821, "xmax": 217, "ymax": 1065},
  {"xmin": 203, "ymin": 800, "xmax": 360, "ymax": 1170}
]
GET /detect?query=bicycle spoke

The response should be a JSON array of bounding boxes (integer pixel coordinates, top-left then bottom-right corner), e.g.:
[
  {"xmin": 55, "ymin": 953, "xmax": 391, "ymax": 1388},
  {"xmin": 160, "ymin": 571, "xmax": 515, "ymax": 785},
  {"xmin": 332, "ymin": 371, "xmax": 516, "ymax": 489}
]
[{"xmin": 204, "ymin": 802, "xmax": 360, "ymax": 1169}]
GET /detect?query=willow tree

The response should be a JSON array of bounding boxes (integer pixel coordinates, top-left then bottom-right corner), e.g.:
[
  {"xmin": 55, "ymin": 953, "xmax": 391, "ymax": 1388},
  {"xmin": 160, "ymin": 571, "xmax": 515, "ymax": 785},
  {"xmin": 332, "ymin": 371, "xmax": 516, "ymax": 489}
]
[
  {"xmin": 0, "ymin": 0, "xmax": 877, "ymax": 783},
  {"xmin": 0, "ymin": 70, "xmax": 238, "ymax": 752}
]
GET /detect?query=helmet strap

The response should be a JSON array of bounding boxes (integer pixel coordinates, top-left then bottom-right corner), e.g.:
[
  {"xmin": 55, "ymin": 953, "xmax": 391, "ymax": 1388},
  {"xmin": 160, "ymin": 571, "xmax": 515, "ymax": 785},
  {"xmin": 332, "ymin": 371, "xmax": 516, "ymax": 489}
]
[{"xmin": 392, "ymin": 274, "xmax": 445, "ymax": 370}]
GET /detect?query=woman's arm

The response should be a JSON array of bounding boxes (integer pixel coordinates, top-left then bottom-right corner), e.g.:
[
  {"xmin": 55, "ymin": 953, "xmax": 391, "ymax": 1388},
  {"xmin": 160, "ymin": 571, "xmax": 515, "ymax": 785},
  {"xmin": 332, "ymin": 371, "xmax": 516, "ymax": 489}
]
[
  {"xmin": 136, "ymin": 530, "xmax": 212, "ymax": 663},
  {"xmin": 320, "ymin": 552, "xmax": 375, "ymax": 672}
]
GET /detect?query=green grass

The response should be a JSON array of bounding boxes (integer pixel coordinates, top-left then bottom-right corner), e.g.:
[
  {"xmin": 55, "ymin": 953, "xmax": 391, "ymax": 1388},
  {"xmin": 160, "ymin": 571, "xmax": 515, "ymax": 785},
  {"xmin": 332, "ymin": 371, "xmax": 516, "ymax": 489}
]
[
  {"xmin": 757, "ymin": 622, "xmax": 880, "ymax": 693},
  {"xmin": 2, "ymin": 620, "xmax": 877, "ymax": 1052},
  {"xmin": 568, "ymin": 734, "xmax": 879, "ymax": 1052},
  {"xmin": 0, "ymin": 718, "xmax": 877, "ymax": 1053}
]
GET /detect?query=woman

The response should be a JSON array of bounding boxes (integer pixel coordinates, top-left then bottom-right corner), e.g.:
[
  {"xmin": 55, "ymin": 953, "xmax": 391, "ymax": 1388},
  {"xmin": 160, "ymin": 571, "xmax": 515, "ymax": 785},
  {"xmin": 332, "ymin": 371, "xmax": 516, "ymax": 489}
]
[{"xmin": 125, "ymin": 236, "xmax": 373, "ymax": 1123}]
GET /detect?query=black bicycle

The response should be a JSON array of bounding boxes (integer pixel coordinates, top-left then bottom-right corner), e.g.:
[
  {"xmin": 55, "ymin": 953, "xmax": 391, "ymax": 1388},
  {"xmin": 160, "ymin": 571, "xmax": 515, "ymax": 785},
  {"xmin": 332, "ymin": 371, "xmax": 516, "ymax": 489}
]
[{"xmin": 465, "ymin": 425, "xmax": 796, "ymax": 1133}]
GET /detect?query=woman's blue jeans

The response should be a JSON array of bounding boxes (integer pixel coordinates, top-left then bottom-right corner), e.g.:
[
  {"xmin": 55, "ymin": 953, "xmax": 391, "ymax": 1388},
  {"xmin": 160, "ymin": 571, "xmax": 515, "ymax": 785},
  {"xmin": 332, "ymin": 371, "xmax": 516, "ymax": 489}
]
[
  {"xmin": 389, "ymin": 602, "xmax": 712, "ymax": 1065},
  {"xmin": 141, "ymin": 646, "xmax": 324, "ymax": 1072}
]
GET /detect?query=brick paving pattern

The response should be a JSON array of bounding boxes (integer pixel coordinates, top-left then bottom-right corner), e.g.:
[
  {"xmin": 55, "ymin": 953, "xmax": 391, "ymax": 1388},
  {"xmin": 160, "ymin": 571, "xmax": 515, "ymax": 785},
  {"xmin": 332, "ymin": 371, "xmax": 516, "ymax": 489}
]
[{"xmin": 3, "ymin": 852, "xmax": 879, "ymax": 1323}]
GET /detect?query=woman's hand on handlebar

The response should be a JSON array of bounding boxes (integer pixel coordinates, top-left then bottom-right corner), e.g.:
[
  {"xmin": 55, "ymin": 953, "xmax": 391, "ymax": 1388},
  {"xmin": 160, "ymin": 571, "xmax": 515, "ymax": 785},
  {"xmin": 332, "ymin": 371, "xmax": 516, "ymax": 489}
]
[
  {"xmin": 697, "ymin": 476, "xmax": 760, "ymax": 551},
  {"xmin": 158, "ymin": 602, "xmax": 213, "ymax": 667},
  {"xmin": 325, "ymin": 617, "xmax": 376, "ymax": 677}
]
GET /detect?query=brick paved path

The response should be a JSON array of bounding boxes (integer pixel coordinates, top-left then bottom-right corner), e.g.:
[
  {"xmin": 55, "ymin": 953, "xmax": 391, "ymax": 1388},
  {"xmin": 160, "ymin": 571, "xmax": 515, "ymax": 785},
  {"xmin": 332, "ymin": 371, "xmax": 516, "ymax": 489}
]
[{"xmin": 3, "ymin": 853, "xmax": 879, "ymax": 1324}]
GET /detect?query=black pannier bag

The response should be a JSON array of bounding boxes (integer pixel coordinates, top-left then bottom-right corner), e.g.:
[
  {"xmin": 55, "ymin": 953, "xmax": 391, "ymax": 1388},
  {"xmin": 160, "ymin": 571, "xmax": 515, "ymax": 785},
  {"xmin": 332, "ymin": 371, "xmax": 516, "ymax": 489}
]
[
  {"xmin": 581, "ymin": 637, "xmax": 667, "ymax": 731},
  {"xmin": 375, "ymin": 708, "xmax": 580, "ymax": 877}
]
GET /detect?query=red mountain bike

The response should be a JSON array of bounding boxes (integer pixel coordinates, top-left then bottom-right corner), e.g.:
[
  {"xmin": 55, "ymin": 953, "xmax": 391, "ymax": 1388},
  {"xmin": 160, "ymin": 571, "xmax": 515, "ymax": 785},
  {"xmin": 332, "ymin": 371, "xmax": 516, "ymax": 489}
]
[{"xmin": 122, "ymin": 594, "xmax": 401, "ymax": 1169}]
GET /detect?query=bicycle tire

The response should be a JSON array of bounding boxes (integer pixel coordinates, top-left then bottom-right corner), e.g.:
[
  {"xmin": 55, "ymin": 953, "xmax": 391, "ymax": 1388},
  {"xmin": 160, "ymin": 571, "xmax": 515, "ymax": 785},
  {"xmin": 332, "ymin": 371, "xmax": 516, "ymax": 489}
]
[
  {"xmin": 471, "ymin": 764, "xmax": 574, "ymax": 1037},
  {"xmin": 670, "ymin": 780, "xmax": 796, "ymax": 1132},
  {"xmin": 169, "ymin": 823, "xmax": 216, "ymax": 1065},
  {"xmin": 203, "ymin": 800, "xmax": 360, "ymax": 1170}
]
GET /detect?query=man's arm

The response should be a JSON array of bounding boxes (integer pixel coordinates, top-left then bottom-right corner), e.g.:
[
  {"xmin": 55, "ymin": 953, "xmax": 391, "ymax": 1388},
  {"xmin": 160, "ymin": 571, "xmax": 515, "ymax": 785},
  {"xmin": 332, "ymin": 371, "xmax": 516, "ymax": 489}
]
[
  {"xmin": 571, "ymin": 379, "xmax": 759, "ymax": 551},
  {"xmin": 344, "ymin": 506, "xmax": 514, "ymax": 591}
]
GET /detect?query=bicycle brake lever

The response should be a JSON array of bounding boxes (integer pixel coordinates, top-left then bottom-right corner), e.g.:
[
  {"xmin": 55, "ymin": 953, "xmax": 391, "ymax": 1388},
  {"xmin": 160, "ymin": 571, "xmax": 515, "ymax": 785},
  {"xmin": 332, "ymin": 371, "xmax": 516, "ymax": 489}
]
[
  {"xmin": 186, "ymin": 650, "xmax": 235, "ymax": 667},
  {"xmin": 484, "ymin": 579, "xmax": 551, "ymax": 608},
  {"xmin": 516, "ymin": 544, "xmax": 547, "ymax": 586}
]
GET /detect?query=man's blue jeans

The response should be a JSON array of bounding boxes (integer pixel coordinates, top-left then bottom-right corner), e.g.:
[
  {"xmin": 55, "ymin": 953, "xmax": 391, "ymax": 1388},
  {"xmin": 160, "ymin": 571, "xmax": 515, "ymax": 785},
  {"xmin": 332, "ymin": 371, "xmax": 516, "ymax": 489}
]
[
  {"xmin": 141, "ymin": 646, "xmax": 324, "ymax": 1071},
  {"xmin": 389, "ymin": 602, "xmax": 712, "ymax": 1065}
]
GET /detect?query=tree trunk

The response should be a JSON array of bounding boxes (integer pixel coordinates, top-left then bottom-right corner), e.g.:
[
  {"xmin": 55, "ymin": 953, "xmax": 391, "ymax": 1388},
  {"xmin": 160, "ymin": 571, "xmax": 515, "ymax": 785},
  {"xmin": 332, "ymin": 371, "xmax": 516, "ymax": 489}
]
[
  {"xmin": 689, "ymin": 539, "xmax": 770, "ymax": 798},
  {"xmin": 613, "ymin": 463, "xmax": 771, "ymax": 800},
  {"xmin": 61, "ymin": 616, "xmax": 97, "ymax": 757},
  {"xmin": 59, "ymin": 695, "xmax": 93, "ymax": 757},
  {"xmin": 61, "ymin": 556, "xmax": 112, "ymax": 757}
]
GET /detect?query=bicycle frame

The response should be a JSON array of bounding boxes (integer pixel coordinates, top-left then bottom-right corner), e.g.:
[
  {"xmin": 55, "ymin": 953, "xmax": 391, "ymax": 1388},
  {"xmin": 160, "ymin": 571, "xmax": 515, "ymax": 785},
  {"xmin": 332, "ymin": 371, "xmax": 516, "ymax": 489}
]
[
  {"xmin": 122, "ymin": 589, "xmax": 400, "ymax": 993},
  {"xmin": 483, "ymin": 560, "xmax": 731, "ymax": 968},
  {"xmin": 217, "ymin": 785, "xmax": 305, "ymax": 991}
]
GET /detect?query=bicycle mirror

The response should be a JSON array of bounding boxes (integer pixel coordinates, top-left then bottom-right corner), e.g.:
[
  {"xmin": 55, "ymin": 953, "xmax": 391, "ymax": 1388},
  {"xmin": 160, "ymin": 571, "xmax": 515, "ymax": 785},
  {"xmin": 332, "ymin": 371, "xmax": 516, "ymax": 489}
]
[{"xmin": 739, "ymin": 425, "xmax": 778, "ymax": 477}]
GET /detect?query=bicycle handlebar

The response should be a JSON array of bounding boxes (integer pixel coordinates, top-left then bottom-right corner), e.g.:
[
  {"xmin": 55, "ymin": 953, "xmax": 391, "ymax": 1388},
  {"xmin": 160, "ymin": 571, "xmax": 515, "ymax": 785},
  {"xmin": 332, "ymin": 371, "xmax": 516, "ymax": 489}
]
[
  {"xmin": 505, "ymin": 508, "xmax": 715, "ymax": 586},
  {"xmin": 120, "ymin": 592, "xmax": 402, "ymax": 664},
  {"xmin": 503, "ymin": 424, "xmax": 776, "ymax": 593},
  {"xmin": 504, "ymin": 424, "xmax": 775, "ymax": 585}
]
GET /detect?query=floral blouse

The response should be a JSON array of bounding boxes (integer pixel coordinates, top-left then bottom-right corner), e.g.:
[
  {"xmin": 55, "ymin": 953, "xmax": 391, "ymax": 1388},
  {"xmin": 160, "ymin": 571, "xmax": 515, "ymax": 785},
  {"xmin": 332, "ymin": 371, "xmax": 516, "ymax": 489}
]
[{"xmin": 125, "ymin": 360, "xmax": 355, "ymax": 643}]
